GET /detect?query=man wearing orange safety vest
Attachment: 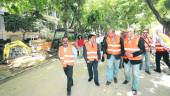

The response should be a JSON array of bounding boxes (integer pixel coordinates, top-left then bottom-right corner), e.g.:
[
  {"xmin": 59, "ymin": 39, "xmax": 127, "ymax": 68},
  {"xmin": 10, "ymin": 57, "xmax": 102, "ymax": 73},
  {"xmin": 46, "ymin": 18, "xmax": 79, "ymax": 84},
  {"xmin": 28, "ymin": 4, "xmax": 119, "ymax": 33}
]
[
  {"xmin": 140, "ymin": 29, "xmax": 152, "ymax": 74},
  {"xmin": 83, "ymin": 33, "xmax": 101, "ymax": 86},
  {"xmin": 120, "ymin": 30, "xmax": 129, "ymax": 68},
  {"xmin": 103, "ymin": 29, "xmax": 124, "ymax": 85},
  {"xmin": 153, "ymin": 30, "xmax": 170, "ymax": 73},
  {"xmin": 58, "ymin": 36, "xmax": 77, "ymax": 96},
  {"xmin": 122, "ymin": 28, "xmax": 145, "ymax": 96}
]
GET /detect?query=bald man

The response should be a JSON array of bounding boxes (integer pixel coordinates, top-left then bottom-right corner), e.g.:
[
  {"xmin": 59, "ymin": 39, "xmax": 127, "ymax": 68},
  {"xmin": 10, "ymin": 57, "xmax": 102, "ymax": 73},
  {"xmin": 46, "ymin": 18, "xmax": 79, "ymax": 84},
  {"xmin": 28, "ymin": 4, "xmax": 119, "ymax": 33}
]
[{"xmin": 122, "ymin": 28, "xmax": 145, "ymax": 95}]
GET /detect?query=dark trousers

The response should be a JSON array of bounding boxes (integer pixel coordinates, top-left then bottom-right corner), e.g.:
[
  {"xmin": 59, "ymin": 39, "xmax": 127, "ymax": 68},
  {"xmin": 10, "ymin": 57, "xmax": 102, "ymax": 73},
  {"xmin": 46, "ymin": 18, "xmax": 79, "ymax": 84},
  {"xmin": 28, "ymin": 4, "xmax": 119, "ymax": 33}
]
[
  {"xmin": 64, "ymin": 66, "xmax": 73, "ymax": 92},
  {"xmin": 155, "ymin": 51, "xmax": 170, "ymax": 71},
  {"xmin": 87, "ymin": 60, "xmax": 99, "ymax": 82}
]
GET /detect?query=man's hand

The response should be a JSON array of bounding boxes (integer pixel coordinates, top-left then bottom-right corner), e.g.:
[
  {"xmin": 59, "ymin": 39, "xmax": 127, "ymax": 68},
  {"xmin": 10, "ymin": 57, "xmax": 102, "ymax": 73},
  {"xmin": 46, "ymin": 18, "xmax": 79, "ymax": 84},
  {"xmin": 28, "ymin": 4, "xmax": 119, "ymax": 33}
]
[
  {"xmin": 125, "ymin": 52, "xmax": 133, "ymax": 58},
  {"xmin": 104, "ymin": 54, "xmax": 107, "ymax": 59},
  {"xmin": 87, "ymin": 60, "xmax": 90, "ymax": 63}
]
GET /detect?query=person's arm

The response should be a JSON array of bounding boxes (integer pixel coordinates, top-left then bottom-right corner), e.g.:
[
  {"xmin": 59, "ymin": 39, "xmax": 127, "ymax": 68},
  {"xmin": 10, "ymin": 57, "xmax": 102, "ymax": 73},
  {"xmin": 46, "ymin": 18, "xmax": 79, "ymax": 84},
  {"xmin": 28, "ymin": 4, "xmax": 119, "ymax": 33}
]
[
  {"xmin": 132, "ymin": 37, "xmax": 146, "ymax": 57},
  {"xmin": 152, "ymin": 35, "xmax": 157, "ymax": 47},
  {"xmin": 120, "ymin": 37, "xmax": 125, "ymax": 56},
  {"xmin": 103, "ymin": 37, "xmax": 107, "ymax": 54},
  {"xmin": 83, "ymin": 45, "xmax": 88, "ymax": 62},
  {"xmin": 97, "ymin": 44, "xmax": 101, "ymax": 60},
  {"xmin": 58, "ymin": 46, "xmax": 61, "ymax": 60},
  {"xmin": 158, "ymin": 36, "xmax": 169, "ymax": 49},
  {"xmin": 72, "ymin": 46, "xmax": 77, "ymax": 58}
]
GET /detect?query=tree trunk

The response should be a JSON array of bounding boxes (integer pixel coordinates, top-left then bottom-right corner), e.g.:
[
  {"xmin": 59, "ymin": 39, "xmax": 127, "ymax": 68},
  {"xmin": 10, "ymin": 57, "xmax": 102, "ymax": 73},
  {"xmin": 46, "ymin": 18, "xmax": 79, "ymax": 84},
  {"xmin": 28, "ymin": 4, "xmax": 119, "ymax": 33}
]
[
  {"xmin": 22, "ymin": 31, "xmax": 26, "ymax": 41},
  {"xmin": 63, "ymin": 0, "xmax": 68, "ymax": 29},
  {"xmin": 69, "ymin": 17, "xmax": 75, "ymax": 29},
  {"xmin": 145, "ymin": 0, "xmax": 170, "ymax": 36}
]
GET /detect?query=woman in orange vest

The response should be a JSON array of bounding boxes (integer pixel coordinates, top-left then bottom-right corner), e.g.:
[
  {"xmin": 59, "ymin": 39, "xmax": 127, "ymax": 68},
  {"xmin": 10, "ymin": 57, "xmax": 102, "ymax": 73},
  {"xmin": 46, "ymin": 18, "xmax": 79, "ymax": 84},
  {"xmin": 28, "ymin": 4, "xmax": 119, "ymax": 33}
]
[
  {"xmin": 58, "ymin": 36, "xmax": 77, "ymax": 96},
  {"xmin": 140, "ymin": 29, "xmax": 152, "ymax": 74},
  {"xmin": 83, "ymin": 33, "xmax": 101, "ymax": 86},
  {"xmin": 123, "ymin": 28, "xmax": 145, "ymax": 96}
]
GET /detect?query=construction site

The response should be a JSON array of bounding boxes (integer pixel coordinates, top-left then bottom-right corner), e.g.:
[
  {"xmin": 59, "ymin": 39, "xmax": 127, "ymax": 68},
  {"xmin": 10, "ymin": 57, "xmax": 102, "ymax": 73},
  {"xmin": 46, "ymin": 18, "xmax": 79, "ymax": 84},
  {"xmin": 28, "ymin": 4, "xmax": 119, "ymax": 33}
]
[{"xmin": 1, "ymin": 0, "xmax": 170, "ymax": 96}]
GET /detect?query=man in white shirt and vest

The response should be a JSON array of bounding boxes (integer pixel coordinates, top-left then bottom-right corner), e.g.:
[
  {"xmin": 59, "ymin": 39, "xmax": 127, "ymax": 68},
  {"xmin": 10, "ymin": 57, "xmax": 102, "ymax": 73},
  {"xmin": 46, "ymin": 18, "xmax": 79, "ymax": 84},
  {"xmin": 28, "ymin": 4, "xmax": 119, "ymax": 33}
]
[
  {"xmin": 153, "ymin": 30, "xmax": 170, "ymax": 73},
  {"xmin": 58, "ymin": 36, "xmax": 77, "ymax": 96}
]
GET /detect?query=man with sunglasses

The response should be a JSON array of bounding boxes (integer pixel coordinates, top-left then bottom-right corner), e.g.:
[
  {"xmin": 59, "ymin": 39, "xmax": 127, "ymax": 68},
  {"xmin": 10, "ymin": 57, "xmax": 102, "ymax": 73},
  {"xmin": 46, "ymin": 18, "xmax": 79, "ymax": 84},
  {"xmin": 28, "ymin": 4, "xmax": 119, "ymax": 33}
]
[{"xmin": 58, "ymin": 36, "xmax": 77, "ymax": 96}]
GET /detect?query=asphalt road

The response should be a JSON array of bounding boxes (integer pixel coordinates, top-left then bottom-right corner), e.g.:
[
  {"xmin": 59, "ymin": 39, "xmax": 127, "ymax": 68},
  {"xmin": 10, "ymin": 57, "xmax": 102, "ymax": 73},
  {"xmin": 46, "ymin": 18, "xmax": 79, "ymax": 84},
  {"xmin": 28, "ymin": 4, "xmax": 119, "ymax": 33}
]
[{"xmin": 0, "ymin": 58, "xmax": 170, "ymax": 96}]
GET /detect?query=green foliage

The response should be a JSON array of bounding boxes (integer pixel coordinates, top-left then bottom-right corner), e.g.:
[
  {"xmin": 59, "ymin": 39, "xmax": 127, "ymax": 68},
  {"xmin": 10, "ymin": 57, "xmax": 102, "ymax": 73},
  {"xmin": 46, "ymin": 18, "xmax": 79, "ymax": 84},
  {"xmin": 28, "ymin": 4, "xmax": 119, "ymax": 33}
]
[
  {"xmin": 4, "ymin": 14, "xmax": 56, "ymax": 32},
  {"xmin": 4, "ymin": 14, "xmax": 21, "ymax": 32},
  {"xmin": 2, "ymin": 0, "xmax": 170, "ymax": 33},
  {"xmin": 164, "ymin": 0, "xmax": 170, "ymax": 10},
  {"xmin": 4, "ymin": 14, "xmax": 36, "ymax": 32},
  {"xmin": 87, "ymin": 10, "xmax": 100, "ymax": 25},
  {"xmin": 41, "ymin": 19, "xmax": 56, "ymax": 30}
]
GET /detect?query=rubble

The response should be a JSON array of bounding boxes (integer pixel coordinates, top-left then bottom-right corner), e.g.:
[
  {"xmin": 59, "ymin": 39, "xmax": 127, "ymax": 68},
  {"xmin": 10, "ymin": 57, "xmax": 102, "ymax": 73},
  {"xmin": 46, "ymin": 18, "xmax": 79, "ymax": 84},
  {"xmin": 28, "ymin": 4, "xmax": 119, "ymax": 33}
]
[{"xmin": 8, "ymin": 53, "xmax": 46, "ymax": 68}]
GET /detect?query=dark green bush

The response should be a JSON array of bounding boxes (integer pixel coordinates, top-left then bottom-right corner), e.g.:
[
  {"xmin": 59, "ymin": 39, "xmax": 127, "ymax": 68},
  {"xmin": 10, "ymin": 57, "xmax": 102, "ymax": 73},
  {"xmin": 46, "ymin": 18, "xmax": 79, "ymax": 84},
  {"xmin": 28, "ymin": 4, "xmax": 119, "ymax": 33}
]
[
  {"xmin": 4, "ymin": 14, "xmax": 36, "ymax": 32},
  {"xmin": 4, "ymin": 14, "xmax": 56, "ymax": 32}
]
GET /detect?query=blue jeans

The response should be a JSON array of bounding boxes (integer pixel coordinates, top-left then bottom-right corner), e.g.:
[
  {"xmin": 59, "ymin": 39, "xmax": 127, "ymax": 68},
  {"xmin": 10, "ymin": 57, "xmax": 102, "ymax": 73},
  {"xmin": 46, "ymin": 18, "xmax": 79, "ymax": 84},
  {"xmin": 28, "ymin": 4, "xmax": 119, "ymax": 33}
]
[
  {"xmin": 143, "ymin": 52, "xmax": 151, "ymax": 72},
  {"xmin": 106, "ymin": 55, "xmax": 120, "ymax": 82},
  {"xmin": 124, "ymin": 61, "xmax": 140, "ymax": 91}
]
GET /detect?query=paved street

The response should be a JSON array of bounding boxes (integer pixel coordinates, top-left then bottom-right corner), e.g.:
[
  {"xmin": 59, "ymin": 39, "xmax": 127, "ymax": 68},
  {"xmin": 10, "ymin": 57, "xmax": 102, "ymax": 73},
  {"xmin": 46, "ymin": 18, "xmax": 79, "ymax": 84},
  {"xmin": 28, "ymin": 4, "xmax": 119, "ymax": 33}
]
[{"xmin": 0, "ymin": 58, "xmax": 170, "ymax": 96}]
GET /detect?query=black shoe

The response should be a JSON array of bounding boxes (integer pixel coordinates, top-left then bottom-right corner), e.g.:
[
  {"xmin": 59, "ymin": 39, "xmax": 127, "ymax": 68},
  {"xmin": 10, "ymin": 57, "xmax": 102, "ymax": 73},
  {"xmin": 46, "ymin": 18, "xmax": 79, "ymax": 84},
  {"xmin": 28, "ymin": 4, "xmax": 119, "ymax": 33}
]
[
  {"xmin": 132, "ymin": 90, "xmax": 137, "ymax": 96},
  {"xmin": 114, "ymin": 77, "xmax": 118, "ymax": 83},
  {"xmin": 88, "ymin": 77, "xmax": 93, "ymax": 82},
  {"xmin": 67, "ymin": 91, "xmax": 71, "ymax": 96},
  {"xmin": 122, "ymin": 80, "xmax": 129, "ymax": 84},
  {"xmin": 95, "ymin": 81, "xmax": 100, "ymax": 86},
  {"xmin": 154, "ymin": 69, "xmax": 161, "ymax": 73},
  {"xmin": 106, "ymin": 81, "xmax": 111, "ymax": 85},
  {"xmin": 145, "ymin": 71, "xmax": 151, "ymax": 75}
]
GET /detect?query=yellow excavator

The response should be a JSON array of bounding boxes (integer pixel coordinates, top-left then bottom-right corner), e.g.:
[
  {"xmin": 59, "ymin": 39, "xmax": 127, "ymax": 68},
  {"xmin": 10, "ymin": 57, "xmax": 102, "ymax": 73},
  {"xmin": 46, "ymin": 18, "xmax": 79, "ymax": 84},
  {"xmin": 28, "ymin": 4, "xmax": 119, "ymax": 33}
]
[{"xmin": 3, "ymin": 40, "xmax": 31, "ymax": 62}]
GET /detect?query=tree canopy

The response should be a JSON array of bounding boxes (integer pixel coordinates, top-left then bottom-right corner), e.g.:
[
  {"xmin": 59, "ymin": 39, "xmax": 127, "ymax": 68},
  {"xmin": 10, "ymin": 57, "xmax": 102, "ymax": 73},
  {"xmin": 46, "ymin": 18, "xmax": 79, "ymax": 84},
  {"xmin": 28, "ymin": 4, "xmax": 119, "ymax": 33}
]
[{"xmin": 1, "ymin": 0, "xmax": 170, "ymax": 35}]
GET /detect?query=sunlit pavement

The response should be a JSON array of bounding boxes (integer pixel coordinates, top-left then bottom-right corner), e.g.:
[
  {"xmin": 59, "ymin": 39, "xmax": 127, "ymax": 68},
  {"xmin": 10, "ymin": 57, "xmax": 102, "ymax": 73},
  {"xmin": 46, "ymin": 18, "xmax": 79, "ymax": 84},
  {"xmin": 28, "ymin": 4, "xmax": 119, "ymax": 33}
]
[{"xmin": 0, "ymin": 58, "xmax": 170, "ymax": 96}]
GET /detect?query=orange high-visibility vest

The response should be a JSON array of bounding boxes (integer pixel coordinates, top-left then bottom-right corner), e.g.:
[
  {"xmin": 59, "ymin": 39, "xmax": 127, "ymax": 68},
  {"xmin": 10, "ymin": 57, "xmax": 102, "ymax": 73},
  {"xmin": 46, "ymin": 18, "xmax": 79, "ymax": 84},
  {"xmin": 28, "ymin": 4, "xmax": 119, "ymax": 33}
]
[
  {"xmin": 106, "ymin": 35, "xmax": 121, "ymax": 55},
  {"xmin": 123, "ymin": 36, "xmax": 128, "ymax": 59},
  {"xmin": 124, "ymin": 36, "xmax": 142, "ymax": 60},
  {"xmin": 85, "ymin": 42, "xmax": 98, "ymax": 61},
  {"xmin": 142, "ymin": 36, "xmax": 152, "ymax": 52},
  {"xmin": 58, "ymin": 44, "xmax": 74, "ymax": 67},
  {"xmin": 155, "ymin": 41, "xmax": 166, "ymax": 52}
]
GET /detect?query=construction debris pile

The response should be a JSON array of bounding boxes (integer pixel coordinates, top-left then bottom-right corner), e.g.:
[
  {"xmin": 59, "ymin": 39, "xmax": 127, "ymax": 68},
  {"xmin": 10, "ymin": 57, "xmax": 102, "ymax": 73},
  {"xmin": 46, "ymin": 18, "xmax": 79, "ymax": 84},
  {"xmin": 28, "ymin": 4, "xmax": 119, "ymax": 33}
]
[
  {"xmin": 9, "ymin": 54, "xmax": 46, "ymax": 68},
  {"xmin": 2, "ymin": 40, "xmax": 52, "ymax": 68}
]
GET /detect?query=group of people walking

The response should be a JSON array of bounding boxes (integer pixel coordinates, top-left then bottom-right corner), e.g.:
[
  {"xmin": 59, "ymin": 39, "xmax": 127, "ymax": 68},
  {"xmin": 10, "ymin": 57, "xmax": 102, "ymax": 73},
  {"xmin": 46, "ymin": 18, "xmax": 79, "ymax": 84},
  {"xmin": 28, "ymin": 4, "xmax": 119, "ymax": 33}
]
[{"xmin": 58, "ymin": 28, "xmax": 170, "ymax": 96}]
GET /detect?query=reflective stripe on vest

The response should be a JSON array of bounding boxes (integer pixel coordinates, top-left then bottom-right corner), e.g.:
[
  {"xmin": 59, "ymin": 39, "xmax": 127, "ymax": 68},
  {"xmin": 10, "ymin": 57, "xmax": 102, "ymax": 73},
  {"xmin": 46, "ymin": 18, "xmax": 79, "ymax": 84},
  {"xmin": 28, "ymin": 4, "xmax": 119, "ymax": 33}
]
[
  {"xmin": 59, "ymin": 44, "xmax": 74, "ymax": 67},
  {"xmin": 85, "ymin": 42, "xmax": 98, "ymax": 61},
  {"xmin": 124, "ymin": 36, "xmax": 142, "ymax": 60},
  {"xmin": 106, "ymin": 35, "xmax": 121, "ymax": 55}
]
